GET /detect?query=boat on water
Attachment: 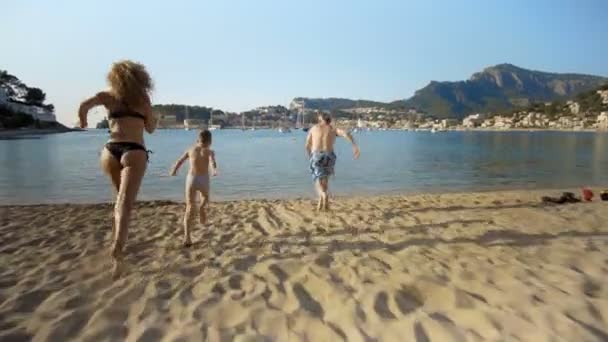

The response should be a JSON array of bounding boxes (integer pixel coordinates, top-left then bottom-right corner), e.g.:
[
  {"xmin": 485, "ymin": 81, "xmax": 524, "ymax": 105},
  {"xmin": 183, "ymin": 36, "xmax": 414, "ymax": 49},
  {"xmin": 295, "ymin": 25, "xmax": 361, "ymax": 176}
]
[
  {"xmin": 278, "ymin": 127, "xmax": 291, "ymax": 133},
  {"xmin": 207, "ymin": 110, "xmax": 222, "ymax": 131},
  {"xmin": 183, "ymin": 106, "xmax": 191, "ymax": 130}
]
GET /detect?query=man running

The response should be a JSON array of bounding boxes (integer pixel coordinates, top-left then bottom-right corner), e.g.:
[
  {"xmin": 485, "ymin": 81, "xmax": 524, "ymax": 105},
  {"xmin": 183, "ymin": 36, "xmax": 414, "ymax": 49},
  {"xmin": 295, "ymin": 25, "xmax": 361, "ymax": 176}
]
[{"xmin": 305, "ymin": 112, "xmax": 360, "ymax": 211}]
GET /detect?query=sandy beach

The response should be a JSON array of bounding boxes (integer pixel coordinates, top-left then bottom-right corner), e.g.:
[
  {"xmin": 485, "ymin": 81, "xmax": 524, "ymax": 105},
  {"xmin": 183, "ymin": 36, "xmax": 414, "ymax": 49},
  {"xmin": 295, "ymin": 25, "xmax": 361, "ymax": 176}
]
[{"xmin": 1, "ymin": 189, "xmax": 608, "ymax": 341}]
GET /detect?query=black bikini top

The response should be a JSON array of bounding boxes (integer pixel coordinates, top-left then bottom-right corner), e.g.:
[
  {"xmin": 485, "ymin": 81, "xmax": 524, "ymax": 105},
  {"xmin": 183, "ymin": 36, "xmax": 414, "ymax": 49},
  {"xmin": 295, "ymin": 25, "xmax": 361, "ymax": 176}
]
[{"xmin": 108, "ymin": 110, "xmax": 146, "ymax": 120}]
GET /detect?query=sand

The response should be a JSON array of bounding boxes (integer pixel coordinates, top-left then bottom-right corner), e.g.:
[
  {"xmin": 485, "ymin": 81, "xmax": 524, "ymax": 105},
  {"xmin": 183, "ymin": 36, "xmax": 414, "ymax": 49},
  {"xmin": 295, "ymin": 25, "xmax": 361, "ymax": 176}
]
[{"xmin": 1, "ymin": 189, "xmax": 608, "ymax": 341}]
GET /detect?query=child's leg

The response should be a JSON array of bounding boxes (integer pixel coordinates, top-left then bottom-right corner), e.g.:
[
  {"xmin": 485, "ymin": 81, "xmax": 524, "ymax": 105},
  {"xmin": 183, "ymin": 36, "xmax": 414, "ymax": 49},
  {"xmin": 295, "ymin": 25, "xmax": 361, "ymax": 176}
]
[
  {"xmin": 183, "ymin": 180, "xmax": 197, "ymax": 247},
  {"xmin": 199, "ymin": 190, "xmax": 209, "ymax": 224}
]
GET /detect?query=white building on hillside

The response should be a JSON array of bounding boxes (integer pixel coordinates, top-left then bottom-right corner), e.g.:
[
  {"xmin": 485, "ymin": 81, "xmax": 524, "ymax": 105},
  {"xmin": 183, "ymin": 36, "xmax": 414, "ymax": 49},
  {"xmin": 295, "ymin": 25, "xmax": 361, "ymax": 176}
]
[
  {"xmin": 440, "ymin": 119, "xmax": 458, "ymax": 129},
  {"xmin": 6, "ymin": 100, "xmax": 56, "ymax": 122},
  {"xmin": 462, "ymin": 113, "xmax": 485, "ymax": 128},
  {"xmin": 598, "ymin": 90, "xmax": 608, "ymax": 105},
  {"xmin": 567, "ymin": 101, "xmax": 580, "ymax": 115},
  {"xmin": 289, "ymin": 99, "xmax": 305, "ymax": 112},
  {"xmin": 598, "ymin": 112, "xmax": 608, "ymax": 130}
]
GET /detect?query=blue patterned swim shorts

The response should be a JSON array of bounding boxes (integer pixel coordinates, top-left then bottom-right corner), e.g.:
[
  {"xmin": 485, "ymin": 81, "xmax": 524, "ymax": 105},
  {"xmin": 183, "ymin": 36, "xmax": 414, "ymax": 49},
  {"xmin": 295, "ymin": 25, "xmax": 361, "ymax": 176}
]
[{"xmin": 309, "ymin": 151, "xmax": 337, "ymax": 181}]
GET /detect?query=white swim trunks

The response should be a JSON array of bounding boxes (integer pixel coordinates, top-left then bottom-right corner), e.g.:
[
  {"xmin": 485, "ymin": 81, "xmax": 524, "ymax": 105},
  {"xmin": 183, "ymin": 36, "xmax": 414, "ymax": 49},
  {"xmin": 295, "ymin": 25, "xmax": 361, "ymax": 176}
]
[{"xmin": 186, "ymin": 173, "xmax": 210, "ymax": 193}]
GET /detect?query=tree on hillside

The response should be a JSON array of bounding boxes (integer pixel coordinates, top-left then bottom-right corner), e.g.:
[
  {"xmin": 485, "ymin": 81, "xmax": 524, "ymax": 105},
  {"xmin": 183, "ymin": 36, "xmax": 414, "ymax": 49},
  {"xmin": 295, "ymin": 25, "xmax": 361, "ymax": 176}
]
[
  {"xmin": 0, "ymin": 70, "xmax": 18, "ymax": 82},
  {"xmin": 25, "ymin": 87, "xmax": 46, "ymax": 105}
]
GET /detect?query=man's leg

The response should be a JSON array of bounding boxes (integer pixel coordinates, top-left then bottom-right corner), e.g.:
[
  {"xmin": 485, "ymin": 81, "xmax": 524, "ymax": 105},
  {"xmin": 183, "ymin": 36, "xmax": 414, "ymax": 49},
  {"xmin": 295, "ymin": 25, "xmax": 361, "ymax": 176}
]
[
  {"xmin": 315, "ymin": 179, "xmax": 324, "ymax": 211},
  {"xmin": 319, "ymin": 177, "xmax": 329, "ymax": 211}
]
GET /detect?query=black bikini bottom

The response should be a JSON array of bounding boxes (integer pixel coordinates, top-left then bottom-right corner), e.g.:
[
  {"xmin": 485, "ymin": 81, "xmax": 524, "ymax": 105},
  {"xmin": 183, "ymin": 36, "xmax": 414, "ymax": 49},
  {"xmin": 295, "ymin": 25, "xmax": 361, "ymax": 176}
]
[{"xmin": 105, "ymin": 142, "xmax": 150, "ymax": 164}]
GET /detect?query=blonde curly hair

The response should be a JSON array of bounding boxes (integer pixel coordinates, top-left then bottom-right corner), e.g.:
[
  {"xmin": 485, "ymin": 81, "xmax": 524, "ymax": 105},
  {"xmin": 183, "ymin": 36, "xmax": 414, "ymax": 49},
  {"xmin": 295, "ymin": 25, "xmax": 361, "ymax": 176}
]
[{"xmin": 106, "ymin": 60, "xmax": 153, "ymax": 106}]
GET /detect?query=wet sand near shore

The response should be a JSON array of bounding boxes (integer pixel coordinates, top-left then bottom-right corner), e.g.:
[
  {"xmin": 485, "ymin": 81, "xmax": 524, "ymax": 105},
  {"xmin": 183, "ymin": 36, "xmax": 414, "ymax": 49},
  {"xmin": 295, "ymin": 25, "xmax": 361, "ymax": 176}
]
[{"xmin": 1, "ymin": 189, "xmax": 608, "ymax": 341}]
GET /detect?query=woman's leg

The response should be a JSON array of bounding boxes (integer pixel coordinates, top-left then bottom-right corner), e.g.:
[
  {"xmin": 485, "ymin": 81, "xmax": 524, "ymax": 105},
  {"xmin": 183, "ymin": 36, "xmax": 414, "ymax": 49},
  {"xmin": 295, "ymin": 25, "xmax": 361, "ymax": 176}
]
[
  {"xmin": 112, "ymin": 150, "xmax": 147, "ymax": 260},
  {"xmin": 100, "ymin": 148, "xmax": 122, "ymax": 242}
]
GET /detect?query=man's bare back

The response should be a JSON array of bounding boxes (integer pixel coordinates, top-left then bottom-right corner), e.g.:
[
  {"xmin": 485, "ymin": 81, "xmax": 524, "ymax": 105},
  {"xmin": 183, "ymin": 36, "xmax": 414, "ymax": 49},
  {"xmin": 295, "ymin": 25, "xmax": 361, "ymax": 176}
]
[
  {"xmin": 306, "ymin": 121, "xmax": 360, "ymax": 159},
  {"xmin": 308, "ymin": 124, "xmax": 338, "ymax": 153}
]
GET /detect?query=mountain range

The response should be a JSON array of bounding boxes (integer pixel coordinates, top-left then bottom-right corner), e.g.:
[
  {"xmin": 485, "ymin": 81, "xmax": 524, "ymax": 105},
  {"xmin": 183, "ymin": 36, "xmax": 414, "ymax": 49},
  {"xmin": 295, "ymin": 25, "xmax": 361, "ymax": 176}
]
[{"xmin": 293, "ymin": 64, "xmax": 608, "ymax": 119}]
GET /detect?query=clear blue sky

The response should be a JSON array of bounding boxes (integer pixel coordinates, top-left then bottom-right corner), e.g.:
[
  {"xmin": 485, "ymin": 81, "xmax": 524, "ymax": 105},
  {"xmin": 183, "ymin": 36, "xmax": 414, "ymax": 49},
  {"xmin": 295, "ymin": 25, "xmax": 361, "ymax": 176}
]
[{"xmin": 3, "ymin": 0, "xmax": 608, "ymax": 125}]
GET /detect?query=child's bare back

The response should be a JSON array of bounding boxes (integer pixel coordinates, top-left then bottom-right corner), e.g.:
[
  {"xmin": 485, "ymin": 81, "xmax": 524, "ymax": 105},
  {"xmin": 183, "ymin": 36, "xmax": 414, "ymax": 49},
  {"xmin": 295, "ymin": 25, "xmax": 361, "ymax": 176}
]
[{"xmin": 187, "ymin": 145, "xmax": 215, "ymax": 176}]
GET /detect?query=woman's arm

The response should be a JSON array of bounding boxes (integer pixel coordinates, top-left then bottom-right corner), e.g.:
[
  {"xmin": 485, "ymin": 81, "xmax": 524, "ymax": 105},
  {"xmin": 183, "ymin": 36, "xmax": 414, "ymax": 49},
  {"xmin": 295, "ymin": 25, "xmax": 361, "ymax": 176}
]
[
  {"xmin": 78, "ymin": 92, "xmax": 106, "ymax": 128},
  {"xmin": 142, "ymin": 94, "xmax": 158, "ymax": 134}
]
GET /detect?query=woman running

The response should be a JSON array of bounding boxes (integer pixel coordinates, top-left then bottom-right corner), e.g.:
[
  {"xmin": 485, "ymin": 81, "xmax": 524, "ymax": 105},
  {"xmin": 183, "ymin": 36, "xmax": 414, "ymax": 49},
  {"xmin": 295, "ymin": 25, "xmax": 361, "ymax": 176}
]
[{"xmin": 78, "ymin": 60, "xmax": 157, "ymax": 274}]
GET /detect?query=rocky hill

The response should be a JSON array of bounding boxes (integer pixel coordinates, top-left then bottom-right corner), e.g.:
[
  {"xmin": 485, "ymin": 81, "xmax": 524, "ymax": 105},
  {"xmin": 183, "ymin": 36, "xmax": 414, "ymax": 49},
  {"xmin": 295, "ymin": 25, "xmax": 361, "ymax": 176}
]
[
  {"xmin": 394, "ymin": 64, "xmax": 607, "ymax": 119},
  {"xmin": 291, "ymin": 64, "xmax": 607, "ymax": 119},
  {"xmin": 290, "ymin": 97, "xmax": 386, "ymax": 111}
]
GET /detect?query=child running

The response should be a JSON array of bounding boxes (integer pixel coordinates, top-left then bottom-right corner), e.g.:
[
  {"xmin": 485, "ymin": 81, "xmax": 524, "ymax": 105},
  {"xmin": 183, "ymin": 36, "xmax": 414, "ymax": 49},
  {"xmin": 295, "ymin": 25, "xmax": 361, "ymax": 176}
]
[{"xmin": 170, "ymin": 130, "xmax": 218, "ymax": 247}]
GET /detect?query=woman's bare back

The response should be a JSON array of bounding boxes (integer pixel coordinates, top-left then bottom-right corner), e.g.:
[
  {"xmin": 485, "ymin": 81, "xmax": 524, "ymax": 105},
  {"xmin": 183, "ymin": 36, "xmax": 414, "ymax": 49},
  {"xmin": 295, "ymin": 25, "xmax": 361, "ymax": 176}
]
[{"xmin": 97, "ymin": 91, "xmax": 154, "ymax": 145}]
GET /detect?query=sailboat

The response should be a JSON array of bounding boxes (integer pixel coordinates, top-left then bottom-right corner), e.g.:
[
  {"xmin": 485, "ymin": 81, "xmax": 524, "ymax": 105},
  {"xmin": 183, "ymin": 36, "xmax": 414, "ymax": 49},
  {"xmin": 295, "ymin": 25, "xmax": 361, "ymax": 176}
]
[
  {"xmin": 295, "ymin": 111, "xmax": 302, "ymax": 130},
  {"xmin": 297, "ymin": 110, "xmax": 310, "ymax": 132},
  {"xmin": 208, "ymin": 110, "xmax": 221, "ymax": 131},
  {"xmin": 183, "ymin": 106, "xmax": 191, "ymax": 131},
  {"xmin": 352, "ymin": 117, "xmax": 364, "ymax": 133},
  {"xmin": 277, "ymin": 112, "xmax": 292, "ymax": 133}
]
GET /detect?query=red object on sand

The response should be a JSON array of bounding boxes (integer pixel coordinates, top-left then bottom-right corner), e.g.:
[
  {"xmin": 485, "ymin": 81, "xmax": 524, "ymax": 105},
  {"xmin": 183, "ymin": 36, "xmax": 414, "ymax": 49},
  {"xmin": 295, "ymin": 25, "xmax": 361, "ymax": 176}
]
[{"xmin": 582, "ymin": 188, "xmax": 594, "ymax": 201}]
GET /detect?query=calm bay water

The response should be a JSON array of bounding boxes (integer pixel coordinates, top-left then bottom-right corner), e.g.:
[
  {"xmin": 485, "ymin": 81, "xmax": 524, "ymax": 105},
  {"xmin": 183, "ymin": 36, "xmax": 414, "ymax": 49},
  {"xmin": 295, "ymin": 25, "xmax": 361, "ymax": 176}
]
[{"xmin": 1, "ymin": 129, "xmax": 608, "ymax": 205}]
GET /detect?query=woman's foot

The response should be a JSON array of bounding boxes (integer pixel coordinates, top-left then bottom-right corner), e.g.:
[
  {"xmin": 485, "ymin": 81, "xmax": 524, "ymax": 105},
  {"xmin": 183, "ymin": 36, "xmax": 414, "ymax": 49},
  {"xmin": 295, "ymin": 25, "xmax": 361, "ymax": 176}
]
[
  {"xmin": 183, "ymin": 238, "xmax": 193, "ymax": 248},
  {"xmin": 110, "ymin": 245, "xmax": 124, "ymax": 260},
  {"xmin": 111, "ymin": 257, "xmax": 124, "ymax": 279}
]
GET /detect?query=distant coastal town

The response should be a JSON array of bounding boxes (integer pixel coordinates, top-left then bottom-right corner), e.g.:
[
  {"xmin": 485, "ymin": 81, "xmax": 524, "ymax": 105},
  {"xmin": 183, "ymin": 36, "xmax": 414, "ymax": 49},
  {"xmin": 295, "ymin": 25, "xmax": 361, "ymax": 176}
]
[
  {"xmin": 2, "ymin": 64, "xmax": 608, "ymax": 135},
  {"xmin": 150, "ymin": 85, "xmax": 608, "ymax": 133}
]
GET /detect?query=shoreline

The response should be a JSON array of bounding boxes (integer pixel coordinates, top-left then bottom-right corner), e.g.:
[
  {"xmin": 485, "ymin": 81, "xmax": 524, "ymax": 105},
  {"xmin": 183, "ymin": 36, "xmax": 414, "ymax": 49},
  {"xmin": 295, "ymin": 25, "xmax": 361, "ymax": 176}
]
[
  {"xmin": 0, "ymin": 127, "xmax": 83, "ymax": 138},
  {"xmin": 1, "ymin": 186, "xmax": 602, "ymax": 207},
  {"xmin": 2, "ymin": 187, "xmax": 608, "ymax": 340}
]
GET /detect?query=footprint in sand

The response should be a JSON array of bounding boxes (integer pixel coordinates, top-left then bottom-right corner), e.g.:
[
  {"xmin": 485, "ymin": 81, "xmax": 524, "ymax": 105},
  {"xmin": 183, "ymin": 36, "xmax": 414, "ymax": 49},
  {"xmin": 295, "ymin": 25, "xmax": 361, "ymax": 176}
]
[
  {"xmin": 314, "ymin": 253, "xmax": 333, "ymax": 268},
  {"xmin": 414, "ymin": 322, "xmax": 431, "ymax": 342},
  {"xmin": 292, "ymin": 283, "xmax": 324, "ymax": 319},
  {"xmin": 228, "ymin": 274, "xmax": 243, "ymax": 290},
  {"xmin": 374, "ymin": 291, "xmax": 396, "ymax": 319},
  {"xmin": 582, "ymin": 278, "xmax": 602, "ymax": 298},
  {"xmin": 394, "ymin": 286, "xmax": 423, "ymax": 315}
]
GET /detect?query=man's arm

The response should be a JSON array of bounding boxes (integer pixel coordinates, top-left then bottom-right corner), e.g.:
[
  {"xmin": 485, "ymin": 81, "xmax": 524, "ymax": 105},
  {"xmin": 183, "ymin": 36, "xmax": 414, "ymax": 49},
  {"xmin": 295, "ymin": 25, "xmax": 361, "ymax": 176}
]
[
  {"xmin": 170, "ymin": 151, "xmax": 189, "ymax": 176},
  {"xmin": 336, "ymin": 128, "xmax": 360, "ymax": 159},
  {"xmin": 210, "ymin": 150, "xmax": 218, "ymax": 176},
  {"xmin": 305, "ymin": 130, "xmax": 313, "ymax": 158}
]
